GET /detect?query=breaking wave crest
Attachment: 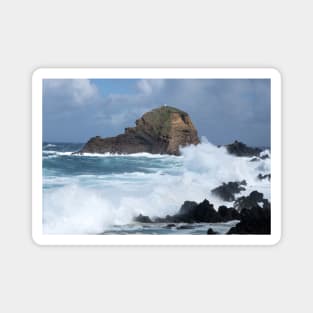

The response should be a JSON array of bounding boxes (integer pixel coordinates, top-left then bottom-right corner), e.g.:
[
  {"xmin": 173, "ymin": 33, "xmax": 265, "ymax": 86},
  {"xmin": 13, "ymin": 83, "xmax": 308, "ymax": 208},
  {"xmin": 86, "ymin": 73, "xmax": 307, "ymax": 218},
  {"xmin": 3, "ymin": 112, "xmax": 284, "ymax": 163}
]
[{"xmin": 43, "ymin": 138, "xmax": 270, "ymax": 234}]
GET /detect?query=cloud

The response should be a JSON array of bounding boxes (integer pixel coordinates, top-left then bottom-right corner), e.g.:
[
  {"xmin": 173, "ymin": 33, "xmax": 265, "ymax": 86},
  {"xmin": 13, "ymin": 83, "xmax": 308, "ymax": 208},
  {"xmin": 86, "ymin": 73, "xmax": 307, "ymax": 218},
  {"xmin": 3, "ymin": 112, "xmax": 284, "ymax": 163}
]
[
  {"xmin": 43, "ymin": 78, "xmax": 270, "ymax": 146},
  {"xmin": 43, "ymin": 79, "xmax": 99, "ymax": 108},
  {"xmin": 136, "ymin": 80, "xmax": 153, "ymax": 95},
  {"xmin": 136, "ymin": 79, "xmax": 165, "ymax": 95}
]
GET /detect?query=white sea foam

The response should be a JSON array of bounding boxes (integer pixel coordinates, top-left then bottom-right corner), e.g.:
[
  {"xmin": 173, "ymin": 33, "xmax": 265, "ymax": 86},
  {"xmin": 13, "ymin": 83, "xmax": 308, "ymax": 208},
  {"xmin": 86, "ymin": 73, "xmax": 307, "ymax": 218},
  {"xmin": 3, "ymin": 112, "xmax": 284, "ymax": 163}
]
[
  {"xmin": 260, "ymin": 149, "xmax": 271, "ymax": 158},
  {"xmin": 43, "ymin": 149, "xmax": 182, "ymax": 159},
  {"xmin": 43, "ymin": 150, "xmax": 73, "ymax": 156},
  {"xmin": 43, "ymin": 138, "xmax": 271, "ymax": 234},
  {"xmin": 79, "ymin": 151, "xmax": 181, "ymax": 158},
  {"xmin": 44, "ymin": 144, "xmax": 56, "ymax": 148}
]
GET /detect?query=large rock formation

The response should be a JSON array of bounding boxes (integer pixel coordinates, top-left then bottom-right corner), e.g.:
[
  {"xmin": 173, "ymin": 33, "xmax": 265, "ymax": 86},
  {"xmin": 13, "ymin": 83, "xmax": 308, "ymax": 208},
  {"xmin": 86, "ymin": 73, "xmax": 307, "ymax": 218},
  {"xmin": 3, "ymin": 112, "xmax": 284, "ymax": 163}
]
[{"xmin": 77, "ymin": 106, "xmax": 200, "ymax": 155}]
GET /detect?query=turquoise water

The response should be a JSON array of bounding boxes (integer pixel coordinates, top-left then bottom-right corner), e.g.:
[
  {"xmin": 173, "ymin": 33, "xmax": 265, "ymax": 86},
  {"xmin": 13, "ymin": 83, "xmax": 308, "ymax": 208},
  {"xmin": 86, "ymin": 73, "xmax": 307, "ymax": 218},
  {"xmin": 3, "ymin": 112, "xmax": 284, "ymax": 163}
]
[{"xmin": 42, "ymin": 141, "xmax": 270, "ymax": 234}]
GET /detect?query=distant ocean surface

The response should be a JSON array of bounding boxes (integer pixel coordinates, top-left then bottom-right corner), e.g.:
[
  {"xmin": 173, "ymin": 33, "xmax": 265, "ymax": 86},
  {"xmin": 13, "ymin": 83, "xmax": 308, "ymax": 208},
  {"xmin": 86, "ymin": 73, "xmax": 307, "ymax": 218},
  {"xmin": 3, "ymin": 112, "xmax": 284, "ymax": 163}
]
[{"xmin": 42, "ymin": 139, "xmax": 271, "ymax": 234}]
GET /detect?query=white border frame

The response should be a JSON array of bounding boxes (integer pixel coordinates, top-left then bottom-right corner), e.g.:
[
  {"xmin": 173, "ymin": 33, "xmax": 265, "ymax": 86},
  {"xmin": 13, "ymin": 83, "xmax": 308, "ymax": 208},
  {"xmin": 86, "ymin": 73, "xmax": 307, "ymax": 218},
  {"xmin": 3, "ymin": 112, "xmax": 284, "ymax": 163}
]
[{"xmin": 32, "ymin": 68, "xmax": 281, "ymax": 246}]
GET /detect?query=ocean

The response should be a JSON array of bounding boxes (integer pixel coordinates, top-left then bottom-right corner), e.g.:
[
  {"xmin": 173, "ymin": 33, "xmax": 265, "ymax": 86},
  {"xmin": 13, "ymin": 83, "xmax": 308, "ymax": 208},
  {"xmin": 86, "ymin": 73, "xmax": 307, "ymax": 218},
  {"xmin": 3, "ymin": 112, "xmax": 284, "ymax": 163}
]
[{"xmin": 42, "ymin": 138, "xmax": 271, "ymax": 234}]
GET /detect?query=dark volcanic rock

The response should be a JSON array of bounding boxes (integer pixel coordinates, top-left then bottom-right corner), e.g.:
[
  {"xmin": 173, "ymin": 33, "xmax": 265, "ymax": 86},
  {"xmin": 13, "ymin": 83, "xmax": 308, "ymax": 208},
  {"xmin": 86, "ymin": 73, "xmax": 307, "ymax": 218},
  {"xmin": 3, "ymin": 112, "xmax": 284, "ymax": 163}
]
[
  {"xmin": 178, "ymin": 201, "xmax": 198, "ymax": 215},
  {"xmin": 234, "ymin": 191, "xmax": 268, "ymax": 212},
  {"xmin": 133, "ymin": 190, "xmax": 271, "ymax": 235},
  {"xmin": 134, "ymin": 214, "xmax": 152, "ymax": 223},
  {"xmin": 77, "ymin": 106, "xmax": 200, "ymax": 156},
  {"xmin": 183, "ymin": 199, "xmax": 222, "ymax": 223},
  {"xmin": 136, "ymin": 200, "xmax": 248, "ymax": 225},
  {"xmin": 227, "ymin": 190, "xmax": 271, "ymax": 234},
  {"xmin": 152, "ymin": 203, "xmax": 241, "ymax": 224},
  {"xmin": 152, "ymin": 199, "xmax": 222, "ymax": 223},
  {"xmin": 227, "ymin": 206, "xmax": 271, "ymax": 234},
  {"xmin": 217, "ymin": 205, "xmax": 241, "ymax": 222},
  {"xmin": 207, "ymin": 228, "xmax": 218, "ymax": 234},
  {"xmin": 225, "ymin": 140, "xmax": 262, "ymax": 157},
  {"xmin": 211, "ymin": 180, "xmax": 247, "ymax": 202}
]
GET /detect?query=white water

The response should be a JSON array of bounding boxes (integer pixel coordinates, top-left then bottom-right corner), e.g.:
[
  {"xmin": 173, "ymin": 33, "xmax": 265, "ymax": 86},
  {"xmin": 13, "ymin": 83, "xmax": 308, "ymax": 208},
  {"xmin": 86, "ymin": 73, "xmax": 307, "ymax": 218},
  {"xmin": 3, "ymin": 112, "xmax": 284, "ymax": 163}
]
[{"xmin": 43, "ymin": 138, "xmax": 270, "ymax": 234}]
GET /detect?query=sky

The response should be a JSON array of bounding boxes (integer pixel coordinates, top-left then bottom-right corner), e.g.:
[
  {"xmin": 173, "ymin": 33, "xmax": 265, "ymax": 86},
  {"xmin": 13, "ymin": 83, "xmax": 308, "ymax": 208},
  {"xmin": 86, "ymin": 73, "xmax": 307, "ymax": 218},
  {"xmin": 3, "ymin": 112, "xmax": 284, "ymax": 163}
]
[{"xmin": 43, "ymin": 78, "xmax": 270, "ymax": 147}]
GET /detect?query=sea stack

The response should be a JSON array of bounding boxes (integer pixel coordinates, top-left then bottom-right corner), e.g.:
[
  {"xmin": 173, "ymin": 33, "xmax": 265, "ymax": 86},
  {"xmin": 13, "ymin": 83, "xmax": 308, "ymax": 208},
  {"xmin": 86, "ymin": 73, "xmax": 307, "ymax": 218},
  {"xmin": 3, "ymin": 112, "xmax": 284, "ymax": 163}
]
[{"xmin": 78, "ymin": 106, "xmax": 200, "ymax": 155}]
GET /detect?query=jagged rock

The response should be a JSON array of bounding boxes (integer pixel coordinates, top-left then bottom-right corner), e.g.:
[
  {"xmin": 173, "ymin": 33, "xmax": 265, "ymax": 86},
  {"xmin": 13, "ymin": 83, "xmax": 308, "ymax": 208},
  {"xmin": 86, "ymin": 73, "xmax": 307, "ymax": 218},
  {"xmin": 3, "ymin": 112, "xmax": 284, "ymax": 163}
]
[
  {"xmin": 227, "ymin": 206, "xmax": 271, "ymax": 234},
  {"xmin": 134, "ymin": 214, "xmax": 152, "ymax": 223},
  {"xmin": 234, "ymin": 191, "xmax": 267, "ymax": 212},
  {"xmin": 257, "ymin": 173, "xmax": 271, "ymax": 181},
  {"xmin": 183, "ymin": 199, "xmax": 222, "ymax": 223},
  {"xmin": 151, "ymin": 203, "xmax": 241, "ymax": 224},
  {"xmin": 211, "ymin": 180, "xmax": 246, "ymax": 202},
  {"xmin": 149, "ymin": 199, "xmax": 222, "ymax": 223},
  {"xmin": 178, "ymin": 201, "xmax": 198, "ymax": 215},
  {"xmin": 225, "ymin": 140, "xmax": 262, "ymax": 157},
  {"xmin": 207, "ymin": 228, "xmax": 218, "ymax": 234},
  {"xmin": 217, "ymin": 205, "xmax": 241, "ymax": 221},
  {"xmin": 76, "ymin": 106, "xmax": 200, "ymax": 156},
  {"xmin": 133, "ymin": 191, "xmax": 271, "ymax": 235}
]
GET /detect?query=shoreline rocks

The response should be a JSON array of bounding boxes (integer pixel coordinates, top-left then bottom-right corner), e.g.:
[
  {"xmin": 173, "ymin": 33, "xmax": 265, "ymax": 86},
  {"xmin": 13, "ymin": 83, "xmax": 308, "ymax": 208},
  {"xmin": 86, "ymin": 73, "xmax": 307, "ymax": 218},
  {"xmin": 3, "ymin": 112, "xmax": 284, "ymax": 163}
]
[
  {"xmin": 135, "ymin": 200, "xmax": 242, "ymax": 225},
  {"xmin": 133, "ymin": 190, "xmax": 271, "ymax": 235},
  {"xmin": 234, "ymin": 191, "xmax": 269, "ymax": 212},
  {"xmin": 154, "ymin": 199, "xmax": 223, "ymax": 223},
  {"xmin": 225, "ymin": 140, "xmax": 262, "ymax": 157},
  {"xmin": 207, "ymin": 228, "xmax": 218, "ymax": 234},
  {"xmin": 134, "ymin": 214, "xmax": 153, "ymax": 223},
  {"xmin": 217, "ymin": 205, "xmax": 241, "ymax": 222},
  {"xmin": 211, "ymin": 180, "xmax": 247, "ymax": 202},
  {"xmin": 227, "ymin": 206, "xmax": 271, "ymax": 234}
]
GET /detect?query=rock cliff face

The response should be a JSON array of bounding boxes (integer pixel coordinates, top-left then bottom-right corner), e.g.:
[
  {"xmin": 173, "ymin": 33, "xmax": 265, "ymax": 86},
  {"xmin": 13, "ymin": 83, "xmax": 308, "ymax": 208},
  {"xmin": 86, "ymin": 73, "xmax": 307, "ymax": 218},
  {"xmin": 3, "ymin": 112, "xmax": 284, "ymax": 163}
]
[{"xmin": 78, "ymin": 106, "xmax": 200, "ymax": 155}]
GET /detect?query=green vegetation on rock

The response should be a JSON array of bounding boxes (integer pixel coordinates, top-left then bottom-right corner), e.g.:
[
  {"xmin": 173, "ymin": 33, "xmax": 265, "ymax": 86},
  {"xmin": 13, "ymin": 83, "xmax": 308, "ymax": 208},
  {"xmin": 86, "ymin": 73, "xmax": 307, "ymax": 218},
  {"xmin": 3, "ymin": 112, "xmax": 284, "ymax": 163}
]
[{"xmin": 140, "ymin": 106, "xmax": 187, "ymax": 137}]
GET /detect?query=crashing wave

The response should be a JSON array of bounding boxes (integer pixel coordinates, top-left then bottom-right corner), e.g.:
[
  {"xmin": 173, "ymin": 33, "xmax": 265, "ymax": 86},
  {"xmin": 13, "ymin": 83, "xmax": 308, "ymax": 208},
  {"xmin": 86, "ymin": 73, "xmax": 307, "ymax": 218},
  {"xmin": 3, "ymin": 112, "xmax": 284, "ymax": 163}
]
[{"xmin": 43, "ymin": 138, "xmax": 270, "ymax": 234}]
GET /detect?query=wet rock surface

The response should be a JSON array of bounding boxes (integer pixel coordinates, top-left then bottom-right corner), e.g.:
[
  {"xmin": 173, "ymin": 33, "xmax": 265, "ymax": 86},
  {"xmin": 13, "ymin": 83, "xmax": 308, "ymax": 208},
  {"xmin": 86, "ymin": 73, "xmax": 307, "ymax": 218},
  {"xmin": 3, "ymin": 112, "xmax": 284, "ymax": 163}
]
[
  {"xmin": 225, "ymin": 140, "xmax": 262, "ymax": 157},
  {"xmin": 211, "ymin": 180, "xmax": 246, "ymax": 202},
  {"xmin": 227, "ymin": 206, "xmax": 271, "ymax": 234},
  {"xmin": 234, "ymin": 191, "xmax": 268, "ymax": 212},
  {"xmin": 218, "ymin": 205, "xmax": 241, "ymax": 222},
  {"xmin": 154, "ymin": 199, "xmax": 223, "ymax": 223},
  {"xmin": 207, "ymin": 228, "xmax": 218, "ymax": 234},
  {"xmin": 133, "ymin": 190, "xmax": 271, "ymax": 235}
]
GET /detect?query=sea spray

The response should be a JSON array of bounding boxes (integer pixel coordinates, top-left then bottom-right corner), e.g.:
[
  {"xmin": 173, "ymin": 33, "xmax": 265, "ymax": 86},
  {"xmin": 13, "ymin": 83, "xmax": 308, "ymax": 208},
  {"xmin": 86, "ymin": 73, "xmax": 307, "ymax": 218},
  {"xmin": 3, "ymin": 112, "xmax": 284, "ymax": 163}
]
[{"xmin": 43, "ymin": 138, "xmax": 270, "ymax": 234}]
